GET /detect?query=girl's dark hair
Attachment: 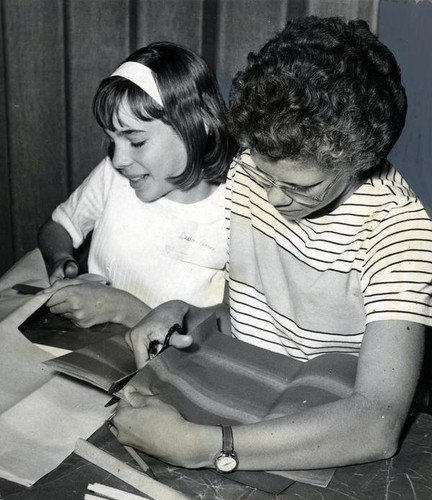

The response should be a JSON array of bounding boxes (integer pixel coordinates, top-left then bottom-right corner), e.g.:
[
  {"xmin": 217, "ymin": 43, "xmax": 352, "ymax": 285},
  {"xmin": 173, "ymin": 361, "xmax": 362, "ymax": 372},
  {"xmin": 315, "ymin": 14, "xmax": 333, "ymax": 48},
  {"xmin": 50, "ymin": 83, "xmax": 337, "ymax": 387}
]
[
  {"xmin": 93, "ymin": 42, "xmax": 236, "ymax": 188},
  {"xmin": 229, "ymin": 16, "xmax": 407, "ymax": 174}
]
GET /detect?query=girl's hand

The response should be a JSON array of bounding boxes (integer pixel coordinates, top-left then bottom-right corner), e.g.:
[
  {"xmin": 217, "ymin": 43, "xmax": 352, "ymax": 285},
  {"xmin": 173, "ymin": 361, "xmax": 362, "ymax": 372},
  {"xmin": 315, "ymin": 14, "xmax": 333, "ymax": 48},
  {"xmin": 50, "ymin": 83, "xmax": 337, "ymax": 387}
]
[
  {"xmin": 125, "ymin": 300, "xmax": 207, "ymax": 368},
  {"xmin": 44, "ymin": 279, "xmax": 133, "ymax": 327},
  {"xmin": 49, "ymin": 256, "xmax": 79, "ymax": 284},
  {"xmin": 112, "ymin": 391, "xmax": 195, "ymax": 467}
]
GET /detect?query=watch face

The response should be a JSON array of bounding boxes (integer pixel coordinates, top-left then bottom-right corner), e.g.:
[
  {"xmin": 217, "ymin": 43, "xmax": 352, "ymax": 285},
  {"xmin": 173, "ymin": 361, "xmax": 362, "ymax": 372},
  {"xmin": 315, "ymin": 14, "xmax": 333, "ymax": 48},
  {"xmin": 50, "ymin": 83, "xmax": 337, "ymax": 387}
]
[{"xmin": 215, "ymin": 452, "xmax": 238, "ymax": 472}]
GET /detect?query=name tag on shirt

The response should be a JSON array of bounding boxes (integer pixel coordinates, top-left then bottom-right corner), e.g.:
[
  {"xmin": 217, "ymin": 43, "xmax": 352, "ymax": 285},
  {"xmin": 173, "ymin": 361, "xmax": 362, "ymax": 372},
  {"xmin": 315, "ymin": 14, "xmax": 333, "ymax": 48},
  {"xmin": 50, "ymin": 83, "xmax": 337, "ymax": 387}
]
[{"xmin": 163, "ymin": 219, "xmax": 225, "ymax": 269}]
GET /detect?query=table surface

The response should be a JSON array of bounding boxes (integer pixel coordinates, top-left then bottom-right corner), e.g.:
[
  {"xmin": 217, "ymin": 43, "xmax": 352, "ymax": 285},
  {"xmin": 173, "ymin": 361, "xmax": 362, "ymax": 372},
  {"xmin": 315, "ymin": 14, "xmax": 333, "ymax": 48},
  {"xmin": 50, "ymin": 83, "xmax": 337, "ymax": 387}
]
[{"xmin": 1, "ymin": 306, "xmax": 432, "ymax": 500}]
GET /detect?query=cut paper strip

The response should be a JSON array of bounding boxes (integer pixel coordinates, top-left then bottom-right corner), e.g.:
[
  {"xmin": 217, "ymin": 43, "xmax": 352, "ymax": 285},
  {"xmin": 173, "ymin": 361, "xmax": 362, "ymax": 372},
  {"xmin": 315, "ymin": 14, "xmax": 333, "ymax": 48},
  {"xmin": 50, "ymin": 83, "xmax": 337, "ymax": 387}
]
[{"xmin": 34, "ymin": 343, "xmax": 72, "ymax": 357}]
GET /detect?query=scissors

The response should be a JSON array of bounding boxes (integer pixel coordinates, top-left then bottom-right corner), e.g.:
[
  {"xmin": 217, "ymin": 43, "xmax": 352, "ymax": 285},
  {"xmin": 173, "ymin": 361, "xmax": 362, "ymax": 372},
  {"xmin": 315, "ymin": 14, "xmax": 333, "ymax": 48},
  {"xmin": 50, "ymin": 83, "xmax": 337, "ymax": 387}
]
[
  {"xmin": 148, "ymin": 323, "xmax": 184, "ymax": 359},
  {"xmin": 104, "ymin": 323, "xmax": 184, "ymax": 407}
]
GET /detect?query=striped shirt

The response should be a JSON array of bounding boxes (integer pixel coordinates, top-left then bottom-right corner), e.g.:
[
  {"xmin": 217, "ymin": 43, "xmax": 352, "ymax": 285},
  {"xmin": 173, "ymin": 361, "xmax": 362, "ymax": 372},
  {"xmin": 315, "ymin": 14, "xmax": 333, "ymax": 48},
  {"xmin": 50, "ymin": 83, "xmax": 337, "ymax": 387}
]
[{"xmin": 226, "ymin": 153, "xmax": 432, "ymax": 361}]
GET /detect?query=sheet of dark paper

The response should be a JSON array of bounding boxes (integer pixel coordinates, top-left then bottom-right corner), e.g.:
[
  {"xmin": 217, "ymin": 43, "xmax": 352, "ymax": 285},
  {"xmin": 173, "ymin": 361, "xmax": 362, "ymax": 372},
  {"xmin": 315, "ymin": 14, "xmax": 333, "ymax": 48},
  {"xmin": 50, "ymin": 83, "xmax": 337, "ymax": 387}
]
[
  {"xmin": 44, "ymin": 334, "xmax": 137, "ymax": 392},
  {"xmin": 126, "ymin": 315, "xmax": 358, "ymax": 491}
]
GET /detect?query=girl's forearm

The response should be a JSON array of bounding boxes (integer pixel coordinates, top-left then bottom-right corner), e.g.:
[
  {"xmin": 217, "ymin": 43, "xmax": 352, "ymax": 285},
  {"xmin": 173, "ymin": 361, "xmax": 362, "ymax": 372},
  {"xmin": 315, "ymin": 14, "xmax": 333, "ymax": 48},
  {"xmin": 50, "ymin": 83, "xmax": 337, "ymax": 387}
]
[
  {"xmin": 111, "ymin": 291, "xmax": 152, "ymax": 328},
  {"xmin": 38, "ymin": 219, "xmax": 75, "ymax": 271},
  {"xmin": 184, "ymin": 393, "xmax": 400, "ymax": 471}
]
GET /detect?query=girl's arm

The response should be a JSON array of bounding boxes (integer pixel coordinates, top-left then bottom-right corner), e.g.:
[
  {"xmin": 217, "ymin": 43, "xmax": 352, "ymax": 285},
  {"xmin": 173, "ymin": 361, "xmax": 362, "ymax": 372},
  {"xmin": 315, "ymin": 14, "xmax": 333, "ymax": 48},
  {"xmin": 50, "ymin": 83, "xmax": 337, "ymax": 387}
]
[
  {"xmin": 38, "ymin": 219, "xmax": 79, "ymax": 283},
  {"xmin": 38, "ymin": 159, "xmax": 111, "ymax": 283},
  {"xmin": 114, "ymin": 319, "xmax": 424, "ymax": 470}
]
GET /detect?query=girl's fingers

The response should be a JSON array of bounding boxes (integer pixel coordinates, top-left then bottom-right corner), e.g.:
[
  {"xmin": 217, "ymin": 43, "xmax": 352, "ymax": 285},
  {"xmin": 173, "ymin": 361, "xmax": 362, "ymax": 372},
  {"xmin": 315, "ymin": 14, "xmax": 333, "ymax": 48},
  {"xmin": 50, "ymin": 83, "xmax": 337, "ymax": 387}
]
[
  {"xmin": 64, "ymin": 261, "xmax": 79, "ymax": 278},
  {"xmin": 134, "ymin": 344, "xmax": 151, "ymax": 369},
  {"xmin": 127, "ymin": 325, "xmax": 193, "ymax": 369},
  {"xmin": 121, "ymin": 385, "xmax": 151, "ymax": 407},
  {"xmin": 169, "ymin": 332, "xmax": 193, "ymax": 349},
  {"xmin": 49, "ymin": 269, "xmax": 65, "ymax": 284},
  {"xmin": 45, "ymin": 292, "xmax": 68, "ymax": 307},
  {"xmin": 128, "ymin": 329, "xmax": 154, "ymax": 367}
]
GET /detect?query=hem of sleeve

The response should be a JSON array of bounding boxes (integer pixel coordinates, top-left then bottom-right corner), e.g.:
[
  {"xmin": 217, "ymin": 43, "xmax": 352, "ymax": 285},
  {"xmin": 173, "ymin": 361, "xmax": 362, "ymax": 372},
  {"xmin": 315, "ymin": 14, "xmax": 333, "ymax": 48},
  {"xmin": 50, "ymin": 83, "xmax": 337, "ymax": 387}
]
[
  {"xmin": 365, "ymin": 311, "xmax": 432, "ymax": 327},
  {"xmin": 51, "ymin": 206, "xmax": 85, "ymax": 249}
]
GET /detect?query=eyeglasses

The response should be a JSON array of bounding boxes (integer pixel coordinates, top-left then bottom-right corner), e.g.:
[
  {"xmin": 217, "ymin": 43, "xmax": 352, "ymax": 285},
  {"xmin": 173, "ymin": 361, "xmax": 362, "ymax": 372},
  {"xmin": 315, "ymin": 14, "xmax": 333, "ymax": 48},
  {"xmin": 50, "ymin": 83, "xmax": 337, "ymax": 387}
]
[{"xmin": 232, "ymin": 155, "xmax": 344, "ymax": 207}]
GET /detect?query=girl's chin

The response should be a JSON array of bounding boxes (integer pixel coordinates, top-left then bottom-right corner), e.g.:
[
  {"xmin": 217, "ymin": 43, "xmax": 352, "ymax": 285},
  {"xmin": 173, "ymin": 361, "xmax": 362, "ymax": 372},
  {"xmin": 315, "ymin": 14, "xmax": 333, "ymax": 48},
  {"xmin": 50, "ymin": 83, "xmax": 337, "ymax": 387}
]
[
  {"xmin": 276, "ymin": 208, "xmax": 310, "ymax": 220},
  {"xmin": 131, "ymin": 182, "xmax": 181, "ymax": 203},
  {"xmin": 134, "ymin": 190, "xmax": 157, "ymax": 203}
]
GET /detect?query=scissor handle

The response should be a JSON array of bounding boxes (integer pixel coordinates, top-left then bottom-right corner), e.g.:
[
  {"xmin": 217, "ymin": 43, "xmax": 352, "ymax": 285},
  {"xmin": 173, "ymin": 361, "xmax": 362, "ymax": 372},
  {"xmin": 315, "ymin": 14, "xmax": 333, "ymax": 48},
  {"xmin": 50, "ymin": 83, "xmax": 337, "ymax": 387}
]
[{"xmin": 148, "ymin": 323, "xmax": 183, "ymax": 359}]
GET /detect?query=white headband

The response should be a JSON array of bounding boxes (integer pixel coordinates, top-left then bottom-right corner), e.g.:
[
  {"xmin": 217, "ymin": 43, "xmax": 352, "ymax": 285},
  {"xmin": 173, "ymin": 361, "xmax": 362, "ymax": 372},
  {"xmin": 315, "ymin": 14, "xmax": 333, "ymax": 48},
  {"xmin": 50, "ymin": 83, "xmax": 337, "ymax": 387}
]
[{"xmin": 111, "ymin": 61, "xmax": 163, "ymax": 107}]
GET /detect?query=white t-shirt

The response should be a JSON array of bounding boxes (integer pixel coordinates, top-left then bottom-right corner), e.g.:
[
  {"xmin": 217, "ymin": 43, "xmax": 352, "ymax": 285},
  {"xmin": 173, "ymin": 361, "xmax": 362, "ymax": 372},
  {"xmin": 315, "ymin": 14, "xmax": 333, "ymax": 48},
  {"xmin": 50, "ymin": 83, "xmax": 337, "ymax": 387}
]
[{"xmin": 52, "ymin": 158, "xmax": 227, "ymax": 308}]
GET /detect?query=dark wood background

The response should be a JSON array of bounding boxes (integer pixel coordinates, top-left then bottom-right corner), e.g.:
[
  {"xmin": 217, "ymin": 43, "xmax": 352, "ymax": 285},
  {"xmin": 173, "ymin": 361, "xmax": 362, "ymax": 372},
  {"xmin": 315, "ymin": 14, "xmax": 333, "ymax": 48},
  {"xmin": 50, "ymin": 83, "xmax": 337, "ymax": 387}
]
[{"xmin": 1, "ymin": 0, "xmax": 430, "ymax": 277}]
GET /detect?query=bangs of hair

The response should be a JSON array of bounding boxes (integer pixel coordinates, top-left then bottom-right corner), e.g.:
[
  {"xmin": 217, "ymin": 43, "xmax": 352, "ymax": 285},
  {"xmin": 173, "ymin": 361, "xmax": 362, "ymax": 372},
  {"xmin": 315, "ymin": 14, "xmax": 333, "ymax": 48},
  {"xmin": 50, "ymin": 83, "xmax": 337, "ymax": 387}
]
[
  {"xmin": 92, "ymin": 42, "xmax": 236, "ymax": 189},
  {"xmin": 92, "ymin": 77, "xmax": 164, "ymax": 131}
]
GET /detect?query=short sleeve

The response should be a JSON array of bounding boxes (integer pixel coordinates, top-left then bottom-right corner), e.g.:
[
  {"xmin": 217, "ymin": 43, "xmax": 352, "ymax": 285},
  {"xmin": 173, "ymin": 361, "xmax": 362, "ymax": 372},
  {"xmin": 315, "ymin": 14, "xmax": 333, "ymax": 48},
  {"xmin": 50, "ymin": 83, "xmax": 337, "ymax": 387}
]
[
  {"xmin": 224, "ymin": 160, "xmax": 237, "ymax": 282},
  {"xmin": 51, "ymin": 157, "xmax": 113, "ymax": 248},
  {"xmin": 362, "ymin": 201, "xmax": 432, "ymax": 326}
]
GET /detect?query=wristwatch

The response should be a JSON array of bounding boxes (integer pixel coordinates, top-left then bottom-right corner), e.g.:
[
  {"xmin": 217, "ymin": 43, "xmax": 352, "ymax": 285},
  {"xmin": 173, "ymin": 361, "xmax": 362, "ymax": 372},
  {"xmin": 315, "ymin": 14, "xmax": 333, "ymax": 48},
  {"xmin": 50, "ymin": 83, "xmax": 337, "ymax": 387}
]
[{"xmin": 214, "ymin": 424, "xmax": 239, "ymax": 473}]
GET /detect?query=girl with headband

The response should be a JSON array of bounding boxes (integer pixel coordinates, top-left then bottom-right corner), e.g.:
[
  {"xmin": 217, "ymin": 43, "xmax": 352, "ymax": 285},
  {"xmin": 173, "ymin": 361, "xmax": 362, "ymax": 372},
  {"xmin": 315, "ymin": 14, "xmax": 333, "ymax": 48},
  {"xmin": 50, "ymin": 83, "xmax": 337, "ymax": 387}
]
[{"xmin": 38, "ymin": 42, "xmax": 236, "ymax": 328}]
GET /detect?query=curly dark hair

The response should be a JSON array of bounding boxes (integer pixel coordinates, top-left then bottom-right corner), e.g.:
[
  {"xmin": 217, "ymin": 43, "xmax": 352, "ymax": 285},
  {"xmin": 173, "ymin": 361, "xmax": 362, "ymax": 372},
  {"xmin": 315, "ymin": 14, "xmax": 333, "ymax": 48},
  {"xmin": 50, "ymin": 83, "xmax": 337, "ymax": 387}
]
[{"xmin": 229, "ymin": 16, "xmax": 407, "ymax": 173}]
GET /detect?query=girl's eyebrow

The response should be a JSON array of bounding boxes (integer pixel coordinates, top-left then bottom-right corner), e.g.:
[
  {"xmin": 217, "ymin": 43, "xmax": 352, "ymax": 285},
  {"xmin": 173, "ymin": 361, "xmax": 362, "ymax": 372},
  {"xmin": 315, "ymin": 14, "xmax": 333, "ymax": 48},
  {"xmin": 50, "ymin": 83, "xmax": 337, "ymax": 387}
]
[
  {"xmin": 277, "ymin": 178, "xmax": 324, "ymax": 189},
  {"xmin": 103, "ymin": 128, "xmax": 144, "ymax": 136},
  {"xmin": 117, "ymin": 128, "xmax": 147, "ymax": 136}
]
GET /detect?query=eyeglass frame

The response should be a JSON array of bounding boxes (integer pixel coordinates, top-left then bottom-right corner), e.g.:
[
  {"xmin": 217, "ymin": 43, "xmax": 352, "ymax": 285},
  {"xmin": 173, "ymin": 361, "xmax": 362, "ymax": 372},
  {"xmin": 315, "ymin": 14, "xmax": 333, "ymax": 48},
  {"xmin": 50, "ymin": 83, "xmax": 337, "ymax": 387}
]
[{"xmin": 232, "ymin": 155, "xmax": 345, "ymax": 207}]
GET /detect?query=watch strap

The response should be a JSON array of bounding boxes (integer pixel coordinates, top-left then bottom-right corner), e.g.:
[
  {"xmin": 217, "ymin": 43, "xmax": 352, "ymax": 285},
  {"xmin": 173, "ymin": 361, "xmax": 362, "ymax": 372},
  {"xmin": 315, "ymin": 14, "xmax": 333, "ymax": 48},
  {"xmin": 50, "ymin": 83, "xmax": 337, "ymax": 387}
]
[
  {"xmin": 214, "ymin": 424, "xmax": 239, "ymax": 473},
  {"xmin": 219, "ymin": 424, "xmax": 234, "ymax": 453}
]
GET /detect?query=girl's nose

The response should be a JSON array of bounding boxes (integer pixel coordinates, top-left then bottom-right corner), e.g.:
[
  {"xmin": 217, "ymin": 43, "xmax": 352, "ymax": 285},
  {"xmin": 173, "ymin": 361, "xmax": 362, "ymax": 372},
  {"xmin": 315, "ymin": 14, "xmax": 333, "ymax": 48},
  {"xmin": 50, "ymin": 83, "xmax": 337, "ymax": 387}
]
[
  {"xmin": 266, "ymin": 187, "xmax": 294, "ymax": 208},
  {"xmin": 111, "ymin": 141, "xmax": 133, "ymax": 170}
]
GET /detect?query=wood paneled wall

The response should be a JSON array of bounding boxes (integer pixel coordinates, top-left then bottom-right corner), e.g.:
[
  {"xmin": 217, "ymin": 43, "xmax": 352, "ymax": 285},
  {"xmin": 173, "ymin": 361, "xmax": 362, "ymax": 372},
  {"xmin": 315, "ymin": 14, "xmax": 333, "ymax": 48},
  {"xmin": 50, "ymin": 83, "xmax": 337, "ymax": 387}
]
[{"xmin": 0, "ymin": 0, "xmax": 378, "ymax": 276}]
